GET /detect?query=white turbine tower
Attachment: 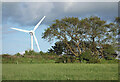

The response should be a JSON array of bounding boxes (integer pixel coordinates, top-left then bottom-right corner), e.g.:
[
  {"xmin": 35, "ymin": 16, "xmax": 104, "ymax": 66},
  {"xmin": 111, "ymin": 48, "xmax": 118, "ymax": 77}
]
[{"xmin": 11, "ymin": 16, "xmax": 46, "ymax": 52}]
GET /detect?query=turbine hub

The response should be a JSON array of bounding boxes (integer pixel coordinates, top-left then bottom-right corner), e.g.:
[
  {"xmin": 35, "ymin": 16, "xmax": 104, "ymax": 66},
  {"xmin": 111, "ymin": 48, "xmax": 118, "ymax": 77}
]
[
  {"xmin": 29, "ymin": 31, "xmax": 33, "ymax": 35},
  {"xmin": 29, "ymin": 30, "xmax": 34, "ymax": 35}
]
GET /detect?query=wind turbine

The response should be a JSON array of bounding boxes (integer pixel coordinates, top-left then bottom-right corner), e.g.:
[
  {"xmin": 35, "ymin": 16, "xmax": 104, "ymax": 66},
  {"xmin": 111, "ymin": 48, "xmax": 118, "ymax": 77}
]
[{"xmin": 11, "ymin": 16, "xmax": 46, "ymax": 52}]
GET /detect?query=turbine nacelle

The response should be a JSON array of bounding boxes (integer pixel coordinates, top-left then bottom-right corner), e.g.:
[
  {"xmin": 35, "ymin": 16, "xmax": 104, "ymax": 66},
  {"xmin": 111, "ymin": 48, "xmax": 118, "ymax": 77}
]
[
  {"xmin": 11, "ymin": 16, "xmax": 46, "ymax": 52},
  {"xmin": 29, "ymin": 30, "xmax": 34, "ymax": 35}
]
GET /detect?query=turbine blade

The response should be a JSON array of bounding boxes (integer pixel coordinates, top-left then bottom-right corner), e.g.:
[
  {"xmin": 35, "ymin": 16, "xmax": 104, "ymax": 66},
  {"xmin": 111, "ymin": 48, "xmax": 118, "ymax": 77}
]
[
  {"xmin": 11, "ymin": 28, "xmax": 30, "ymax": 33},
  {"xmin": 33, "ymin": 16, "xmax": 46, "ymax": 31},
  {"xmin": 33, "ymin": 34, "xmax": 40, "ymax": 52}
]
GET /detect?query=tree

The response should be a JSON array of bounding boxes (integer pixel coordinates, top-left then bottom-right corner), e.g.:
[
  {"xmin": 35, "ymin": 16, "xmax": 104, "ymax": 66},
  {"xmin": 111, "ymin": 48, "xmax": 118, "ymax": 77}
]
[
  {"xmin": 81, "ymin": 16, "xmax": 118, "ymax": 58},
  {"xmin": 42, "ymin": 16, "xmax": 117, "ymax": 59},
  {"xmin": 42, "ymin": 17, "xmax": 82, "ymax": 57}
]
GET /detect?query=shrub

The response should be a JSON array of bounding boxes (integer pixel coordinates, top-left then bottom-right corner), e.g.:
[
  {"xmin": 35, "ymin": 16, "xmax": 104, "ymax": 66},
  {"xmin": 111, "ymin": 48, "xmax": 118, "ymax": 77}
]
[
  {"xmin": 100, "ymin": 58, "xmax": 118, "ymax": 64},
  {"xmin": 81, "ymin": 50, "xmax": 100, "ymax": 63},
  {"xmin": 102, "ymin": 44, "xmax": 117, "ymax": 60},
  {"xmin": 15, "ymin": 53, "xmax": 21, "ymax": 56},
  {"xmin": 55, "ymin": 55, "xmax": 76, "ymax": 63}
]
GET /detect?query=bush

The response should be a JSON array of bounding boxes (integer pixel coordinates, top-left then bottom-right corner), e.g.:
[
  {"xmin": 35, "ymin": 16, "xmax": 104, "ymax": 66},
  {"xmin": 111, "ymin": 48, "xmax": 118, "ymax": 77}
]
[
  {"xmin": 102, "ymin": 44, "xmax": 117, "ymax": 60},
  {"xmin": 81, "ymin": 50, "xmax": 100, "ymax": 63},
  {"xmin": 2, "ymin": 54, "xmax": 11, "ymax": 57},
  {"xmin": 55, "ymin": 55, "xmax": 76, "ymax": 63},
  {"xmin": 69, "ymin": 56, "xmax": 75, "ymax": 63},
  {"xmin": 100, "ymin": 58, "xmax": 118, "ymax": 64},
  {"xmin": 15, "ymin": 53, "xmax": 21, "ymax": 56},
  {"xmin": 87, "ymin": 57, "xmax": 100, "ymax": 63},
  {"xmin": 55, "ymin": 56, "xmax": 64, "ymax": 63}
]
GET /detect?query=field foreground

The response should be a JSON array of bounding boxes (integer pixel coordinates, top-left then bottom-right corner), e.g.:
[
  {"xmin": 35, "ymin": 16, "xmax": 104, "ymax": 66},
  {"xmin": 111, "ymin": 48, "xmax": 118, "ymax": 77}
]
[{"xmin": 2, "ymin": 64, "xmax": 118, "ymax": 80}]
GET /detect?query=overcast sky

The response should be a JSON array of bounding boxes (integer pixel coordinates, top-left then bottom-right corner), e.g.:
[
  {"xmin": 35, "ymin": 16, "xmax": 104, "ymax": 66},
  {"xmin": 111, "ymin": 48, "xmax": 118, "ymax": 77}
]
[{"xmin": 2, "ymin": 2, "xmax": 118, "ymax": 55}]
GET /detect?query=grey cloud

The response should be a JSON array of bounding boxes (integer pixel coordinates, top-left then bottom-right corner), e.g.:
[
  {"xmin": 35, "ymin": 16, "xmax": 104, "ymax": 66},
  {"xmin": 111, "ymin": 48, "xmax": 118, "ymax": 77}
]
[
  {"xmin": 63, "ymin": 2, "xmax": 118, "ymax": 20},
  {"xmin": 2, "ymin": 2, "xmax": 54, "ymax": 26},
  {"xmin": 2, "ymin": 2, "xmax": 118, "ymax": 27}
]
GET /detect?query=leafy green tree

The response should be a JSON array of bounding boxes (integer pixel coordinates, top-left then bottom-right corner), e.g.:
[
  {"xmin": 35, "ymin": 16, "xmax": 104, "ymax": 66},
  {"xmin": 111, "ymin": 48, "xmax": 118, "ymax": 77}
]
[
  {"xmin": 42, "ymin": 17, "xmax": 82, "ymax": 57},
  {"xmin": 42, "ymin": 16, "xmax": 117, "ymax": 59},
  {"xmin": 81, "ymin": 16, "xmax": 118, "ymax": 58}
]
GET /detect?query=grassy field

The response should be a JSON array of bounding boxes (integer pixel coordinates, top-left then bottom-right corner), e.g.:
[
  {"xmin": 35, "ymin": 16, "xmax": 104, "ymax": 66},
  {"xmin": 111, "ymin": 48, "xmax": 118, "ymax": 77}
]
[{"xmin": 2, "ymin": 64, "xmax": 118, "ymax": 80}]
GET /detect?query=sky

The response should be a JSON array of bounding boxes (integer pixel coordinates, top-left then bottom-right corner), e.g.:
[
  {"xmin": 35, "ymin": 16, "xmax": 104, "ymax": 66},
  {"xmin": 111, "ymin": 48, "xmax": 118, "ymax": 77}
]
[{"xmin": 2, "ymin": 2, "xmax": 118, "ymax": 55}]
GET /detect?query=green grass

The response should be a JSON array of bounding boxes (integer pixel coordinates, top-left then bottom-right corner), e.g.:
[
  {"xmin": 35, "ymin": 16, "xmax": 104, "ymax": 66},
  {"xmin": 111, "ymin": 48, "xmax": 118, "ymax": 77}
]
[{"xmin": 2, "ymin": 64, "xmax": 118, "ymax": 80}]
